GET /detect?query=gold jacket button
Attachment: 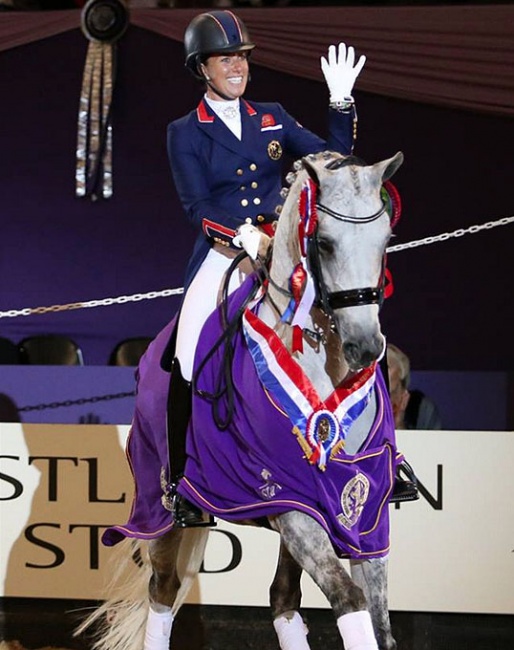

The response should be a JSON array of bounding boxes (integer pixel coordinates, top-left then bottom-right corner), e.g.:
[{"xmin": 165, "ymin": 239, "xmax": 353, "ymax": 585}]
[
  {"xmin": 249, "ymin": 163, "xmax": 257, "ymax": 171},
  {"xmin": 236, "ymin": 168, "xmax": 243, "ymax": 176},
  {"xmin": 257, "ymin": 215, "xmax": 265, "ymax": 223},
  {"xmin": 251, "ymin": 181, "xmax": 258, "ymax": 189}
]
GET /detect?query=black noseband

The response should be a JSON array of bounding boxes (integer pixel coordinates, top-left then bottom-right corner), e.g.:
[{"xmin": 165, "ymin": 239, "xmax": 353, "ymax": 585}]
[{"xmin": 327, "ymin": 287, "xmax": 383, "ymax": 310}]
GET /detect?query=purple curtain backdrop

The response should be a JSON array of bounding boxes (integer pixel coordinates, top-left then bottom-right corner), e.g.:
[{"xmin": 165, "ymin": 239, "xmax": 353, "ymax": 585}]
[{"xmin": 1, "ymin": 19, "xmax": 513, "ymax": 370}]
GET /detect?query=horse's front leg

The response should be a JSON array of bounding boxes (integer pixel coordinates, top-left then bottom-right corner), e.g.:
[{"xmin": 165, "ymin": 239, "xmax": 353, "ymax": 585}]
[
  {"xmin": 269, "ymin": 539, "xmax": 311, "ymax": 650},
  {"xmin": 272, "ymin": 511, "xmax": 378, "ymax": 650},
  {"xmin": 350, "ymin": 557, "xmax": 397, "ymax": 650}
]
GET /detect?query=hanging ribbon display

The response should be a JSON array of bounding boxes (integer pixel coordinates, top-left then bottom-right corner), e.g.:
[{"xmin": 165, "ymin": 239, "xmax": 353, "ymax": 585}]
[{"xmin": 76, "ymin": 0, "xmax": 129, "ymax": 200}]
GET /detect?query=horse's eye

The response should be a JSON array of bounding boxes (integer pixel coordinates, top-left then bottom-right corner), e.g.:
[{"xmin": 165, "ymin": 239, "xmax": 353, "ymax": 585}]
[{"xmin": 317, "ymin": 238, "xmax": 334, "ymax": 255}]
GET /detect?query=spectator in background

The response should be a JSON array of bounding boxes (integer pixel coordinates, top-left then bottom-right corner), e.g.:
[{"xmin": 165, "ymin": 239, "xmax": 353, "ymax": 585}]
[{"xmin": 386, "ymin": 343, "xmax": 442, "ymax": 430}]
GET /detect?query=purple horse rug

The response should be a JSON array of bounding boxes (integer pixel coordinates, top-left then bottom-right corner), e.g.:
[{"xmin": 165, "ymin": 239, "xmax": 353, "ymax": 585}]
[{"xmin": 103, "ymin": 280, "xmax": 400, "ymax": 559}]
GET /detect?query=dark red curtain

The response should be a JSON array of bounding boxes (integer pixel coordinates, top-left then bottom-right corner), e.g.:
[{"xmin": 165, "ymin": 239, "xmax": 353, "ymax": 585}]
[{"xmin": 1, "ymin": 5, "xmax": 514, "ymax": 116}]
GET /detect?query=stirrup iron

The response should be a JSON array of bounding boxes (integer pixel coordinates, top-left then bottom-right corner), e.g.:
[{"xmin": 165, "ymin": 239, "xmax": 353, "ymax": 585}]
[
  {"xmin": 390, "ymin": 459, "xmax": 419, "ymax": 503},
  {"xmin": 173, "ymin": 492, "xmax": 217, "ymax": 528}
]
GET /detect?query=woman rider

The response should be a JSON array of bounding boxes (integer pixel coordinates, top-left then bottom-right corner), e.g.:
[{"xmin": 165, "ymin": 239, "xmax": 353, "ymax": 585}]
[{"xmin": 164, "ymin": 10, "xmax": 366, "ymax": 526}]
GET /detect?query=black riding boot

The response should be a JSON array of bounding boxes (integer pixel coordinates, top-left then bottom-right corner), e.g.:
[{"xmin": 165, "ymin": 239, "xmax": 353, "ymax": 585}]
[{"xmin": 167, "ymin": 358, "xmax": 216, "ymax": 527}]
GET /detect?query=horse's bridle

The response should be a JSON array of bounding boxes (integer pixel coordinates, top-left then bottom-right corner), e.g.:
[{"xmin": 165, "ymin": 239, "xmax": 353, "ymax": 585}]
[
  {"xmin": 299, "ymin": 153, "xmax": 391, "ymax": 318},
  {"xmin": 316, "ymin": 200, "xmax": 388, "ymax": 225},
  {"xmin": 308, "ymin": 199, "xmax": 389, "ymax": 317}
]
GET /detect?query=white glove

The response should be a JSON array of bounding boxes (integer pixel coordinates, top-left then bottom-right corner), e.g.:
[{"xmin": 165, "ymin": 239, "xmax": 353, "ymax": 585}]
[
  {"xmin": 232, "ymin": 223, "xmax": 262, "ymax": 261},
  {"xmin": 321, "ymin": 42, "xmax": 366, "ymax": 104}
]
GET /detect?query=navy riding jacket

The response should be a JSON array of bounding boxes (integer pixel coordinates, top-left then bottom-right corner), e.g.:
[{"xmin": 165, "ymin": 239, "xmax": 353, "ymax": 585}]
[{"xmin": 167, "ymin": 98, "xmax": 357, "ymax": 288}]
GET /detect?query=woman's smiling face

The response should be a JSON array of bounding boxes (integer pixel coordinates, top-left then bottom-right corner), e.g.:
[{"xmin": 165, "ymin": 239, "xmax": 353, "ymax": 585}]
[{"xmin": 202, "ymin": 52, "xmax": 249, "ymax": 101}]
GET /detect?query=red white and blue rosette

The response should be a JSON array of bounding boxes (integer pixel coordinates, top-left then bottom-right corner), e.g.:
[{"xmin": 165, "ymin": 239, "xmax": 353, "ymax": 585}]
[{"xmin": 242, "ymin": 306, "xmax": 376, "ymax": 470}]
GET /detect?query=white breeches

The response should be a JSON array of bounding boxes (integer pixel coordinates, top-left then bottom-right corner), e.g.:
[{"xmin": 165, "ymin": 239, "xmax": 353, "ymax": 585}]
[{"xmin": 175, "ymin": 248, "xmax": 245, "ymax": 382}]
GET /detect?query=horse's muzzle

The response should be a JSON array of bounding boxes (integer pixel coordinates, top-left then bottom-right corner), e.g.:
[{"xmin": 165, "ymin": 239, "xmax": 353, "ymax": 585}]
[{"xmin": 343, "ymin": 334, "xmax": 384, "ymax": 371}]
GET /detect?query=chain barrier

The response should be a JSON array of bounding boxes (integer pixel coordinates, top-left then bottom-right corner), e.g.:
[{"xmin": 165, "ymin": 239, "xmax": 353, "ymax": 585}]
[
  {"xmin": 0, "ymin": 216, "xmax": 512, "ymax": 320},
  {"xmin": 6, "ymin": 215, "xmax": 513, "ymax": 416},
  {"xmin": 18, "ymin": 391, "xmax": 136, "ymax": 413},
  {"xmin": 0, "ymin": 287, "xmax": 183, "ymax": 320},
  {"xmin": 387, "ymin": 215, "xmax": 514, "ymax": 253}
]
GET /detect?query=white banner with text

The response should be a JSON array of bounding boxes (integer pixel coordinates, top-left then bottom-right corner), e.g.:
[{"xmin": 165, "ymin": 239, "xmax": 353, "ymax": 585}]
[{"xmin": 0, "ymin": 423, "xmax": 512, "ymax": 614}]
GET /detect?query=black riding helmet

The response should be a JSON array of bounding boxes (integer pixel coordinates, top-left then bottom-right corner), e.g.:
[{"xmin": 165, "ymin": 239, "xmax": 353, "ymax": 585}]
[{"xmin": 184, "ymin": 10, "xmax": 255, "ymax": 81}]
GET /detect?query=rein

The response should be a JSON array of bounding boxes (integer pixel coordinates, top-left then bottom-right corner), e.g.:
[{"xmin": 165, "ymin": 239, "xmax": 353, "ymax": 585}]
[{"xmin": 193, "ymin": 251, "xmax": 263, "ymax": 430}]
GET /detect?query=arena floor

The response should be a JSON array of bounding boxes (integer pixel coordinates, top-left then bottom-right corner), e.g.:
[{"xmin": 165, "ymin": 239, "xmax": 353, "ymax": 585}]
[{"xmin": 1, "ymin": 599, "xmax": 514, "ymax": 650}]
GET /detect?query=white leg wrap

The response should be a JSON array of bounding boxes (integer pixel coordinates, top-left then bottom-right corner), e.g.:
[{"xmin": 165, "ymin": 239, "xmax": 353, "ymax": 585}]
[
  {"xmin": 143, "ymin": 606, "xmax": 173, "ymax": 650},
  {"xmin": 337, "ymin": 611, "xmax": 378, "ymax": 650},
  {"xmin": 273, "ymin": 610, "xmax": 311, "ymax": 650}
]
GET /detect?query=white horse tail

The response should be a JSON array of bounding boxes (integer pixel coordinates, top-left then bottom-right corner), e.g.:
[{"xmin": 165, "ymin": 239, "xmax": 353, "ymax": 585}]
[
  {"xmin": 172, "ymin": 528, "xmax": 210, "ymax": 615},
  {"xmin": 74, "ymin": 529, "xmax": 210, "ymax": 650},
  {"xmin": 74, "ymin": 538, "xmax": 152, "ymax": 650}
]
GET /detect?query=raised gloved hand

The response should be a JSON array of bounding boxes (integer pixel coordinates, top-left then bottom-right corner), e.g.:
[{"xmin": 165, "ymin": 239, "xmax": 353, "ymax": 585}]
[{"xmin": 321, "ymin": 43, "xmax": 366, "ymax": 104}]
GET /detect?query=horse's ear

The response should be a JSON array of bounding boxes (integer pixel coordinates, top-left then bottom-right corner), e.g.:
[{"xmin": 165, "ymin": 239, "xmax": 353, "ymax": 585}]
[
  {"xmin": 301, "ymin": 156, "xmax": 321, "ymax": 187},
  {"xmin": 380, "ymin": 151, "xmax": 404, "ymax": 181}
]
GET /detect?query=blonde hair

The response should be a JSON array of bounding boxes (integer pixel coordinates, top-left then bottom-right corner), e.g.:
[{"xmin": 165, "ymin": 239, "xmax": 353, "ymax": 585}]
[{"xmin": 386, "ymin": 343, "xmax": 411, "ymax": 389}]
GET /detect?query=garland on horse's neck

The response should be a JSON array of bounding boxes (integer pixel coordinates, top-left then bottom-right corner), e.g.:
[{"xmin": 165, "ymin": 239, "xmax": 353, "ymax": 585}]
[
  {"xmin": 279, "ymin": 176, "xmax": 320, "ymax": 353},
  {"xmin": 252, "ymin": 174, "xmax": 332, "ymax": 356}
]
